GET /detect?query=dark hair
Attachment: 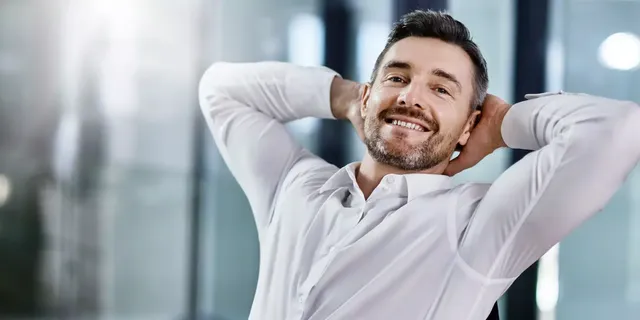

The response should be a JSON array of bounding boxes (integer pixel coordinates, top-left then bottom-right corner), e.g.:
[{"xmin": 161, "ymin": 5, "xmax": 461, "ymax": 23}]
[{"xmin": 370, "ymin": 10, "xmax": 488, "ymax": 109}]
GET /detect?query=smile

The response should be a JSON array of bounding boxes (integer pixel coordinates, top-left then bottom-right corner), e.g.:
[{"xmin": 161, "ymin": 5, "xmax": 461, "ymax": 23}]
[{"xmin": 385, "ymin": 119, "xmax": 427, "ymax": 132}]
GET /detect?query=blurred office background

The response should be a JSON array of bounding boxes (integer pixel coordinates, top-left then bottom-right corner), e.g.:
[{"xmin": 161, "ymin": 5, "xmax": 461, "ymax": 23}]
[{"xmin": 0, "ymin": 0, "xmax": 639, "ymax": 319}]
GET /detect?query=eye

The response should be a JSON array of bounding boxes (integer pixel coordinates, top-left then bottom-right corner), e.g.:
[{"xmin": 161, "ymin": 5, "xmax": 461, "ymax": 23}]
[
  {"xmin": 435, "ymin": 87, "xmax": 450, "ymax": 96},
  {"xmin": 387, "ymin": 76, "xmax": 406, "ymax": 83}
]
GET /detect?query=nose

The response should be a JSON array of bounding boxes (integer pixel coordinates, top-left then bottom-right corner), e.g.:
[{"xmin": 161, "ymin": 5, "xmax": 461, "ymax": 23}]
[{"xmin": 397, "ymin": 83, "xmax": 426, "ymax": 110}]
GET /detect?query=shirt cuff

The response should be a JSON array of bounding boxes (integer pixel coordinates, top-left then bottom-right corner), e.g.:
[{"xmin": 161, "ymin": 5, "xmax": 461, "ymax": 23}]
[
  {"xmin": 284, "ymin": 65, "xmax": 341, "ymax": 120},
  {"xmin": 500, "ymin": 95, "xmax": 548, "ymax": 150}
]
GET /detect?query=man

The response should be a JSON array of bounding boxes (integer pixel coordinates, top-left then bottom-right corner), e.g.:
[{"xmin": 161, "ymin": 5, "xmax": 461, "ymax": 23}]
[{"xmin": 199, "ymin": 10, "xmax": 640, "ymax": 320}]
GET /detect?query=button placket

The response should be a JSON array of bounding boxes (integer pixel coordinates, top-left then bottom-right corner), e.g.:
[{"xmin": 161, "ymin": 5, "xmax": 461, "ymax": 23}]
[
  {"xmin": 297, "ymin": 249, "xmax": 339, "ymax": 308},
  {"xmin": 296, "ymin": 210, "xmax": 360, "ymax": 309}
]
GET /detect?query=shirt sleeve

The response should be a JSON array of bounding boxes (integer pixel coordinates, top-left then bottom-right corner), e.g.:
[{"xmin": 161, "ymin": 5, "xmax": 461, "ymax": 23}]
[
  {"xmin": 198, "ymin": 61, "xmax": 338, "ymax": 232},
  {"xmin": 456, "ymin": 92, "xmax": 640, "ymax": 280}
]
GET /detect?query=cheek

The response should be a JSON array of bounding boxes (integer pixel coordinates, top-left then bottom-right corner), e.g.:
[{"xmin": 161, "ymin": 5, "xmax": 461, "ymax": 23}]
[
  {"xmin": 437, "ymin": 109, "xmax": 468, "ymax": 134},
  {"xmin": 368, "ymin": 91, "xmax": 385, "ymax": 107},
  {"xmin": 367, "ymin": 90, "xmax": 396, "ymax": 117}
]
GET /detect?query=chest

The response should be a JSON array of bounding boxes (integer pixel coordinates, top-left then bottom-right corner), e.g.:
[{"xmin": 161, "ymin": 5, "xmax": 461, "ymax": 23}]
[
  {"xmin": 265, "ymin": 186, "xmax": 460, "ymax": 312},
  {"xmin": 272, "ymin": 186, "xmax": 453, "ymax": 260}
]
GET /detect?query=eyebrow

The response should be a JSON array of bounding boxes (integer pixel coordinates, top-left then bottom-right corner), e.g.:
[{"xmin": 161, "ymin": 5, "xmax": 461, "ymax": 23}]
[
  {"xmin": 382, "ymin": 61, "xmax": 462, "ymax": 93},
  {"xmin": 432, "ymin": 68, "xmax": 462, "ymax": 93},
  {"xmin": 382, "ymin": 60, "xmax": 412, "ymax": 72}
]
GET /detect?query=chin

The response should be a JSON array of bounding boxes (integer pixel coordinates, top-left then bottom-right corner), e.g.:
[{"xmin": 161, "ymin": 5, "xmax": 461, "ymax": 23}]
[
  {"xmin": 383, "ymin": 136, "xmax": 427, "ymax": 155},
  {"xmin": 380, "ymin": 130, "xmax": 421, "ymax": 145},
  {"xmin": 382, "ymin": 142, "xmax": 416, "ymax": 158},
  {"xmin": 365, "ymin": 133, "xmax": 454, "ymax": 172},
  {"xmin": 368, "ymin": 140, "xmax": 423, "ymax": 170}
]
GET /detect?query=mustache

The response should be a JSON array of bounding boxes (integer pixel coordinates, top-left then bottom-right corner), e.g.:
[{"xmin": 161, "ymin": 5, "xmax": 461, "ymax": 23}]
[{"xmin": 379, "ymin": 107, "xmax": 439, "ymax": 132}]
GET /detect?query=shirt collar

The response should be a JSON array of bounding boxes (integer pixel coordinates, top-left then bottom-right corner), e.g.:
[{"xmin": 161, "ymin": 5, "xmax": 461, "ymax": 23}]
[
  {"xmin": 403, "ymin": 173, "xmax": 453, "ymax": 201},
  {"xmin": 319, "ymin": 162, "xmax": 359, "ymax": 194},
  {"xmin": 319, "ymin": 162, "xmax": 454, "ymax": 201}
]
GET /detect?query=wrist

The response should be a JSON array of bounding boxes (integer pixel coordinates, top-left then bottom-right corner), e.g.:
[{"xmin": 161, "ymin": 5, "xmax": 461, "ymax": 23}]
[
  {"xmin": 494, "ymin": 104, "xmax": 511, "ymax": 149},
  {"xmin": 330, "ymin": 77, "xmax": 363, "ymax": 120}
]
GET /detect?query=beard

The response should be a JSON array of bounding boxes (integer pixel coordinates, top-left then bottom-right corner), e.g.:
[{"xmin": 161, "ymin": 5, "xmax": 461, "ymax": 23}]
[{"xmin": 363, "ymin": 109, "xmax": 456, "ymax": 171}]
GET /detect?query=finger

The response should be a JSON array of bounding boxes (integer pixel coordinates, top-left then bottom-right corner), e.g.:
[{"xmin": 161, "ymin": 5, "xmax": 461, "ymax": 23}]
[
  {"xmin": 444, "ymin": 153, "xmax": 470, "ymax": 177},
  {"xmin": 484, "ymin": 93, "xmax": 507, "ymax": 104},
  {"xmin": 445, "ymin": 150, "xmax": 484, "ymax": 176},
  {"xmin": 482, "ymin": 94, "xmax": 509, "ymax": 112}
]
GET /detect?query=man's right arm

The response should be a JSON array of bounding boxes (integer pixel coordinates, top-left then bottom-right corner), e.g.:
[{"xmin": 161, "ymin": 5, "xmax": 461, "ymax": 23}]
[{"xmin": 198, "ymin": 61, "xmax": 360, "ymax": 232}]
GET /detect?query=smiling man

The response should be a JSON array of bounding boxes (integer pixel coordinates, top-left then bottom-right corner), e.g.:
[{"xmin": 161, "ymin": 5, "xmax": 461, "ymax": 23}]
[
  {"xmin": 357, "ymin": 30, "xmax": 489, "ymax": 199},
  {"xmin": 199, "ymin": 10, "xmax": 640, "ymax": 320}
]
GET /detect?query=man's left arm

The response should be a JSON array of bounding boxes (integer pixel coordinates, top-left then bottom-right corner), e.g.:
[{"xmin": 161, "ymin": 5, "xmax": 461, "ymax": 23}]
[{"xmin": 457, "ymin": 92, "xmax": 640, "ymax": 280}]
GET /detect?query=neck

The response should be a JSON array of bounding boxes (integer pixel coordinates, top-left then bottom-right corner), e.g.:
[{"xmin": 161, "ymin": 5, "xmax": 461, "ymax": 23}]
[{"xmin": 356, "ymin": 152, "xmax": 449, "ymax": 199}]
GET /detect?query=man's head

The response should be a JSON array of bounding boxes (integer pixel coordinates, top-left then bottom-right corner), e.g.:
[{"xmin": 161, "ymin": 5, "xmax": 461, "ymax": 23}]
[{"xmin": 361, "ymin": 10, "xmax": 488, "ymax": 172}]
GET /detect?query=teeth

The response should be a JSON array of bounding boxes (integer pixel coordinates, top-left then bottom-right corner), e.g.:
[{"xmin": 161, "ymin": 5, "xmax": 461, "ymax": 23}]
[{"xmin": 391, "ymin": 119, "xmax": 425, "ymax": 132}]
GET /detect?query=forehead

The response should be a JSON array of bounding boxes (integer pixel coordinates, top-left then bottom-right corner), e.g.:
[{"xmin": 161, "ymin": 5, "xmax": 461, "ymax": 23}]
[{"xmin": 380, "ymin": 37, "xmax": 475, "ymax": 91}]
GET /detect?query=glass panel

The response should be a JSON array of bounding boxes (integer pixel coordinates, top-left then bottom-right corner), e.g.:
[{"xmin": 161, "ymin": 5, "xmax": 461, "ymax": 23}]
[{"xmin": 548, "ymin": 1, "xmax": 640, "ymax": 319}]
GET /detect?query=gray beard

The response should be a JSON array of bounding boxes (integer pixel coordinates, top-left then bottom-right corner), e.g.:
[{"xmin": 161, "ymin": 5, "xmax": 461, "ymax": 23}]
[{"xmin": 363, "ymin": 119, "xmax": 453, "ymax": 171}]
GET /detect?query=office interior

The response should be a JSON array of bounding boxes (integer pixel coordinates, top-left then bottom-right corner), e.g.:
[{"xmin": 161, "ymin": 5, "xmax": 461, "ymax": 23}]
[{"xmin": 0, "ymin": 0, "xmax": 639, "ymax": 319}]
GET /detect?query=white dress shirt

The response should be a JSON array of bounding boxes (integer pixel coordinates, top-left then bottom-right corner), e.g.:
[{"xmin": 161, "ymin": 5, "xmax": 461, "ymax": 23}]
[{"xmin": 198, "ymin": 61, "xmax": 640, "ymax": 320}]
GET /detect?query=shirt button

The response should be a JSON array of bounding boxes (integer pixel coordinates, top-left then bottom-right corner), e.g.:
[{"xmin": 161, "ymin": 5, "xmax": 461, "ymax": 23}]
[
  {"xmin": 329, "ymin": 246, "xmax": 335, "ymax": 253},
  {"xmin": 298, "ymin": 294, "xmax": 305, "ymax": 303},
  {"xmin": 386, "ymin": 176, "xmax": 395, "ymax": 184}
]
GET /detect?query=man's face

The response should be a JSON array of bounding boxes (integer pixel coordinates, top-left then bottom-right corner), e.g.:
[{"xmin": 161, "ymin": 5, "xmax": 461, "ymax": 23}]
[{"xmin": 362, "ymin": 37, "xmax": 479, "ymax": 171}]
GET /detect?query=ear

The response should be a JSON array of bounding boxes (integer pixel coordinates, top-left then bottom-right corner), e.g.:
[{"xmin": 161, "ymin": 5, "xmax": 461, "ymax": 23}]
[
  {"xmin": 360, "ymin": 83, "xmax": 372, "ymax": 119},
  {"xmin": 457, "ymin": 109, "xmax": 481, "ymax": 147}
]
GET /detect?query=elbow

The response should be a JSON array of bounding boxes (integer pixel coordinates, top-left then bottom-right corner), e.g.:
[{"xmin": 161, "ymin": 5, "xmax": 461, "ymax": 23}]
[
  {"xmin": 198, "ymin": 62, "xmax": 239, "ymax": 116},
  {"xmin": 563, "ymin": 100, "xmax": 640, "ymax": 163},
  {"xmin": 198, "ymin": 62, "xmax": 238, "ymax": 127},
  {"xmin": 618, "ymin": 102, "xmax": 640, "ymax": 155},
  {"xmin": 591, "ymin": 101, "xmax": 640, "ymax": 160},
  {"xmin": 199, "ymin": 62, "xmax": 233, "ymax": 98}
]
